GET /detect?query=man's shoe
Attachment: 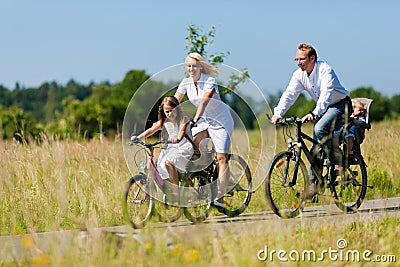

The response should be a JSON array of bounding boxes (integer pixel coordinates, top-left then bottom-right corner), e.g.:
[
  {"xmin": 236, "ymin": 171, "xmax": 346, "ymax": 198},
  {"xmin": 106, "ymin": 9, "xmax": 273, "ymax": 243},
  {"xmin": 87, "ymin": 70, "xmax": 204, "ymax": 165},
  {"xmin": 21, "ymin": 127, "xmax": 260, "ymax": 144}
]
[
  {"xmin": 307, "ymin": 182, "xmax": 321, "ymax": 199},
  {"xmin": 334, "ymin": 165, "xmax": 345, "ymax": 177}
]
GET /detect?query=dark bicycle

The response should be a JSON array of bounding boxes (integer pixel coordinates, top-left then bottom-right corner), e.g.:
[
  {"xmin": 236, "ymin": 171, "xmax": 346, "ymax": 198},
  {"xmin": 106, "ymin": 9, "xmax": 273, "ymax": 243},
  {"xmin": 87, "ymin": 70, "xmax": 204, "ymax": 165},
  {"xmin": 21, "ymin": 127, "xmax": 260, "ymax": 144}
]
[
  {"xmin": 265, "ymin": 98, "xmax": 373, "ymax": 218},
  {"xmin": 181, "ymin": 142, "xmax": 253, "ymax": 222}
]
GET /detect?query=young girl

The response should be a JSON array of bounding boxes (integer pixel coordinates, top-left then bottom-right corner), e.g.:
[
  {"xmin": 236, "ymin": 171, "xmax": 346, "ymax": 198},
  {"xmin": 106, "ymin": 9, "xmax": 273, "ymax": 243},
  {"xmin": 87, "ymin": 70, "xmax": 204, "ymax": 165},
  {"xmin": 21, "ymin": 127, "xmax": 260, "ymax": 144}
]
[{"xmin": 130, "ymin": 96, "xmax": 194, "ymax": 202}]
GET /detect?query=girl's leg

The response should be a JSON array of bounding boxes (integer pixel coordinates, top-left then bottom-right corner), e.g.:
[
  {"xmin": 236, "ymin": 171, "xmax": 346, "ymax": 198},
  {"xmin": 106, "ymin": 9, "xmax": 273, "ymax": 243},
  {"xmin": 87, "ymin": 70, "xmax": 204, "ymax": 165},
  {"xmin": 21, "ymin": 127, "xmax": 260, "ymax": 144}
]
[{"xmin": 165, "ymin": 160, "xmax": 179, "ymax": 202}]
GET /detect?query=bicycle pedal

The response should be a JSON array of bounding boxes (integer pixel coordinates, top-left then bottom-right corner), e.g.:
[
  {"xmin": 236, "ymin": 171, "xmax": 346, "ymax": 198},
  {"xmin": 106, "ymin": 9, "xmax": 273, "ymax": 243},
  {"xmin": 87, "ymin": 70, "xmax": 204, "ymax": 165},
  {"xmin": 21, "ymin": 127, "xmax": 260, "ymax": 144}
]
[{"xmin": 311, "ymin": 195, "xmax": 319, "ymax": 203}]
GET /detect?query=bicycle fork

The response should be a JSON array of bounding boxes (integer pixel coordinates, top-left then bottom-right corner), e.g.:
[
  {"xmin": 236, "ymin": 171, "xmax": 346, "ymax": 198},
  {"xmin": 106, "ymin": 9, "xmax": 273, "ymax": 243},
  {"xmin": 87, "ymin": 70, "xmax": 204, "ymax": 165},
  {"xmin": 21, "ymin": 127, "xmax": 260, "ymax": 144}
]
[
  {"xmin": 282, "ymin": 148, "xmax": 301, "ymax": 187},
  {"xmin": 132, "ymin": 173, "xmax": 150, "ymax": 204}
]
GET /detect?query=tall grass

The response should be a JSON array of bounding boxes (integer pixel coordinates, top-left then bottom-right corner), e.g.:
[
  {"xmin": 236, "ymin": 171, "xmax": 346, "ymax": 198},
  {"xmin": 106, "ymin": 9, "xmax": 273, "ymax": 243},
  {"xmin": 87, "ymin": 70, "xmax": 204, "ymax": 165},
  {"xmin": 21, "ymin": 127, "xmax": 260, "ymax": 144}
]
[
  {"xmin": 0, "ymin": 136, "xmax": 129, "ymax": 235},
  {"xmin": 1, "ymin": 120, "xmax": 399, "ymax": 235}
]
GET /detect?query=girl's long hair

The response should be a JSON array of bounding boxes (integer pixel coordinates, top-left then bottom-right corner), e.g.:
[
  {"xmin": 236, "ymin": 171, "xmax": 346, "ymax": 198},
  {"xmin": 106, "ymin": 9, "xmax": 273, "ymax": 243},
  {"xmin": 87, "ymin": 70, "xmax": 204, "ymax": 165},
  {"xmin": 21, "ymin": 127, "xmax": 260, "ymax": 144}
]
[{"xmin": 158, "ymin": 96, "xmax": 186, "ymax": 140}]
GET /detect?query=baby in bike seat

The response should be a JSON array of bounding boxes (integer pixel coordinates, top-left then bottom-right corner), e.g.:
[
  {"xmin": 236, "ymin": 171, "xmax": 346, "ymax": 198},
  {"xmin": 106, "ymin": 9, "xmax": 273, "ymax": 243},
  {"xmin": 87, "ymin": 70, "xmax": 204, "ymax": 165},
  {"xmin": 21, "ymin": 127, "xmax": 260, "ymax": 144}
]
[
  {"xmin": 347, "ymin": 99, "xmax": 367, "ymax": 155},
  {"xmin": 333, "ymin": 98, "xmax": 373, "ymax": 159}
]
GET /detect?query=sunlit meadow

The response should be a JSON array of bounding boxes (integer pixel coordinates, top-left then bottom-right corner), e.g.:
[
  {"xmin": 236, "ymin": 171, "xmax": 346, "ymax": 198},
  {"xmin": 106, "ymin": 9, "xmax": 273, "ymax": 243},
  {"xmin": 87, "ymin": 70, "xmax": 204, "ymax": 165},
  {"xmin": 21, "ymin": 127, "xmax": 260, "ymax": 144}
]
[{"xmin": 1, "ymin": 120, "xmax": 399, "ymax": 266}]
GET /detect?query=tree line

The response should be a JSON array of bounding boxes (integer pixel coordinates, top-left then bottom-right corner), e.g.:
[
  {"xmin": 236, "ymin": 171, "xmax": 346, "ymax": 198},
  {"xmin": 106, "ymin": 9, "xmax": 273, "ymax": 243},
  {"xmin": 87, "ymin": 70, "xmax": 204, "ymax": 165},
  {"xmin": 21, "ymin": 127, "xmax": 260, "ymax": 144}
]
[
  {"xmin": 0, "ymin": 74, "xmax": 399, "ymax": 142},
  {"xmin": 1, "ymin": 24, "xmax": 399, "ymax": 141}
]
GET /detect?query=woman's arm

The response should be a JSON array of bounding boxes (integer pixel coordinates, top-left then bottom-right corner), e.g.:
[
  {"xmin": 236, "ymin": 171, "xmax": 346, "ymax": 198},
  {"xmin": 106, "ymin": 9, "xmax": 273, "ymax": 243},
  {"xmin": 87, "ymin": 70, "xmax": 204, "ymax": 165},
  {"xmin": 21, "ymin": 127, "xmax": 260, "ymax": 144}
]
[
  {"xmin": 193, "ymin": 90, "xmax": 215, "ymax": 122},
  {"xmin": 177, "ymin": 121, "xmax": 190, "ymax": 142},
  {"xmin": 174, "ymin": 92, "xmax": 185, "ymax": 103}
]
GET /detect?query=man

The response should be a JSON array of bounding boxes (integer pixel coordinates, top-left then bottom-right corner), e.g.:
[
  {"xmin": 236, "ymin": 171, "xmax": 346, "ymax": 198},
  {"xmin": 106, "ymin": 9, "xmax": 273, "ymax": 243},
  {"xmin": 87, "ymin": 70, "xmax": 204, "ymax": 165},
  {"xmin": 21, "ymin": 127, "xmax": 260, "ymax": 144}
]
[{"xmin": 271, "ymin": 43, "xmax": 351, "ymax": 196}]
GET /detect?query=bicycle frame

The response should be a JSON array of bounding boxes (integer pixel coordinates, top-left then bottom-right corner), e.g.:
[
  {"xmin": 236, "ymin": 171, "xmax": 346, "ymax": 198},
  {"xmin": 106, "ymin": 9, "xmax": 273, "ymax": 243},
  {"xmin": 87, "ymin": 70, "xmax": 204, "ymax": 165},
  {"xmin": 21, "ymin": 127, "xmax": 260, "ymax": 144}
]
[
  {"xmin": 131, "ymin": 140, "xmax": 168, "ymax": 201},
  {"xmin": 284, "ymin": 118, "xmax": 324, "ymax": 184}
]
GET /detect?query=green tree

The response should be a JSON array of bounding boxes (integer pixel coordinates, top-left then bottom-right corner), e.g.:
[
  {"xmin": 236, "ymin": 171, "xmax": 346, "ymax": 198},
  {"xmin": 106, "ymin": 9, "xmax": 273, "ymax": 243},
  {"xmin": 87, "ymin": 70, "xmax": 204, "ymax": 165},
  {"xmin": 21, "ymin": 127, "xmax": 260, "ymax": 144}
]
[
  {"xmin": 0, "ymin": 85, "xmax": 12, "ymax": 106},
  {"xmin": 389, "ymin": 94, "xmax": 400, "ymax": 118},
  {"xmin": 350, "ymin": 87, "xmax": 390, "ymax": 121},
  {"xmin": 185, "ymin": 25, "xmax": 230, "ymax": 64},
  {"xmin": 0, "ymin": 105, "xmax": 41, "ymax": 142},
  {"xmin": 284, "ymin": 93, "xmax": 315, "ymax": 118},
  {"xmin": 63, "ymin": 70, "xmax": 150, "ymax": 138}
]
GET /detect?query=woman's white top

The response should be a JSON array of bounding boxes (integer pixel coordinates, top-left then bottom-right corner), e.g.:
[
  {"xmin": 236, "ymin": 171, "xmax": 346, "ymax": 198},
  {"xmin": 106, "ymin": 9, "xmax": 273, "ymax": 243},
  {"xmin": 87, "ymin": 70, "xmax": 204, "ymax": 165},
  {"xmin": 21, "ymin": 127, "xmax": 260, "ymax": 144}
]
[{"xmin": 177, "ymin": 73, "xmax": 234, "ymax": 137}]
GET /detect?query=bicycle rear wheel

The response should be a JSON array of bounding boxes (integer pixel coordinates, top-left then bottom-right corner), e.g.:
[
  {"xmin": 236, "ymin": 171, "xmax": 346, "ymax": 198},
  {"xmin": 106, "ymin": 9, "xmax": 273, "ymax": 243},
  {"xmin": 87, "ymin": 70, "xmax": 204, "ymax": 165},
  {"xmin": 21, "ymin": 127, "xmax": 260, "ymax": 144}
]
[
  {"xmin": 265, "ymin": 151, "xmax": 308, "ymax": 218},
  {"xmin": 123, "ymin": 174, "xmax": 153, "ymax": 229},
  {"xmin": 181, "ymin": 170, "xmax": 212, "ymax": 224},
  {"xmin": 330, "ymin": 158, "xmax": 367, "ymax": 212},
  {"xmin": 219, "ymin": 154, "xmax": 252, "ymax": 217}
]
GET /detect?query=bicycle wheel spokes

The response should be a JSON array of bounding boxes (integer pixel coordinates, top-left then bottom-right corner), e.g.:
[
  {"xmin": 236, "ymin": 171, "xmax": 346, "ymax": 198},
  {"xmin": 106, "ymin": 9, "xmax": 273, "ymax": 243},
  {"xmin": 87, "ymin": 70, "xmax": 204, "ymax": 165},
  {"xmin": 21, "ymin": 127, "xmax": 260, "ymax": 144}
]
[
  {"xmin": 123, "ymin": 174, "xmax": 153, "ymax": 229},
  {"xmin": 330, "ymin": 159, "xmax": 367, "ymax": 212},
  {"xmin": 182, "ymin": 172, "xmax": 212, "ymax": 224},
  {"xmin": 265, "ymin": 151, "xmax": 308, "ymax": 218},
  {"xmin": 153, "ymin": 195, "xmax": 182, "ymax": 223},
  {"xmin": 221, "ymin": 154, "xmax": 252, "ymax": 217}
]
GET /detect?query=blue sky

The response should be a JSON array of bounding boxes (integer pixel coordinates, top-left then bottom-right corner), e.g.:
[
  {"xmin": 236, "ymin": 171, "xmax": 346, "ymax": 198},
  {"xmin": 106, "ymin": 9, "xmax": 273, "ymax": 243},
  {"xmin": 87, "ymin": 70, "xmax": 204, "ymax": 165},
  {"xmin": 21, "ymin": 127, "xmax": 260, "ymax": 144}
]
[{"xmin": 1, "ymin": 0, "xmax": 399, "ymax": 97}]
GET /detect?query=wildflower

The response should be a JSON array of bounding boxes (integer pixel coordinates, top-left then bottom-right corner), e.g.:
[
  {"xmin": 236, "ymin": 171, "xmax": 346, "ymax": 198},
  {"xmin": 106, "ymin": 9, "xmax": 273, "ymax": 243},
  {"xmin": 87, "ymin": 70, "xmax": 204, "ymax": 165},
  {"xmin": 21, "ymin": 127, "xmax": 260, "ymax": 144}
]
[
  {"xmin": 184, "ymin": 249, "xmax": 200, "ymax": 262},
  {"xmin": 31, "ymin": 254, "xmax": 51, "ymax": 265},
  {"xmin": 21, "ymin": 236, "xmax": 34, "ymax": 248},
  {"xmin": 145, "ymin": 242, "xmax": 153, "ymax": 249},
  {"xmin": 168, "ymin": 244, "xmax": 183, "ymax": 256}
]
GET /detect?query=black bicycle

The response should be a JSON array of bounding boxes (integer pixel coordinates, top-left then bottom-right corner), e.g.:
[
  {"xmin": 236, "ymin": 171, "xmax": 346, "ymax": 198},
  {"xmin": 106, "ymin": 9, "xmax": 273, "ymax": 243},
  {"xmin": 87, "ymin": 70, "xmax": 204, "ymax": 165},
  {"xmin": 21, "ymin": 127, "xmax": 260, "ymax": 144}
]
[
  {"xmin": 265, "ymin": 113, "xmax": 373, "ymax": 218},
  {"xmin": 181, "ymin": 138, "xmax": 253, "ymax": 223}
]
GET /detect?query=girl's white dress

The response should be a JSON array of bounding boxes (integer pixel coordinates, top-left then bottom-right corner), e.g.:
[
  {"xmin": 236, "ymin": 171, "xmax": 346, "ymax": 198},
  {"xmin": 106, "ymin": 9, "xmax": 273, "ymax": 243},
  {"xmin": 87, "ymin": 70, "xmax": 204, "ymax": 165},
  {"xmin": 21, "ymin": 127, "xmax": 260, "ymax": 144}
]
[{"xmin": 157, "ymin": 121, "xmax": 194, "ymax": 179}]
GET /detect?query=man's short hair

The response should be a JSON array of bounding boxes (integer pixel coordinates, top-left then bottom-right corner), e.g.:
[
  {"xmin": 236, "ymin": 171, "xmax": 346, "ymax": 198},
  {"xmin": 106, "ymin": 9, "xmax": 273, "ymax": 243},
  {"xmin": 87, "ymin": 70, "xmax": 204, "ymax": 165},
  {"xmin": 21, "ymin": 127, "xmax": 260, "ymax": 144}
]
[{"xmin": 298, "ymin": 43, "xmax": 318, "ymax": 62}]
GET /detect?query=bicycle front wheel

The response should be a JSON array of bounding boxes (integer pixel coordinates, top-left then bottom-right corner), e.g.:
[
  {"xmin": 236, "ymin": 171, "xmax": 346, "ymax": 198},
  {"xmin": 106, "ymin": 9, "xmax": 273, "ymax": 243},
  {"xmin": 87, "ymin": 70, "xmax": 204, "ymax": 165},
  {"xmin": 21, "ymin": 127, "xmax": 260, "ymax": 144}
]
[
  {"xmin": 265, "ymin": 151, "xmax": 308, "ymax": 218},
  {"xmin": 330, "ymin": 158, "xmax": 368, "ymax": 212},
  {"xmin": 219, "ymin": 154, "xmax": 252, "ymax": 217},
  {"xmin": 123, "ymin": 174, "xmax": 153, "ymax": 229}
]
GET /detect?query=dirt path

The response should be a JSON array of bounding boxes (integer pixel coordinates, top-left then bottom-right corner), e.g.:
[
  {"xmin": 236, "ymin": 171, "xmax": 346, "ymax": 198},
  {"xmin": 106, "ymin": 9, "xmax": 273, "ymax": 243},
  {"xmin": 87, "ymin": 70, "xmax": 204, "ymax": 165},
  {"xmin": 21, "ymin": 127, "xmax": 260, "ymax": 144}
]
[{"xmin": 1, "ymin": 197, "xmax": 399, "ymax": 263}]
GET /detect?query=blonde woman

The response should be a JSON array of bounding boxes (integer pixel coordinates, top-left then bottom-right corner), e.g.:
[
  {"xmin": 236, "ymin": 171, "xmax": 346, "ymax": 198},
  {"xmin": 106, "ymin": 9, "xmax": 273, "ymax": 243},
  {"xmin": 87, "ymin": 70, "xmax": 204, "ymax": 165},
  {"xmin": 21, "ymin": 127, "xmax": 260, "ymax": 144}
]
[{"xmin": 174, "ymin": 52, "xmax": 234, "ymax": 209}]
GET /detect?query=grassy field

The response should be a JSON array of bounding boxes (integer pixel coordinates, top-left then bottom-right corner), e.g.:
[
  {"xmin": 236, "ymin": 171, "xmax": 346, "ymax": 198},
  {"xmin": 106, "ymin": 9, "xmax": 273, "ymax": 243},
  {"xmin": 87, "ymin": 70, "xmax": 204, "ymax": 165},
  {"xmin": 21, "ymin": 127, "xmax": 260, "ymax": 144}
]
[{"xmin": 1, "ymin": 120, "xmax": 399, "ymax": 265}]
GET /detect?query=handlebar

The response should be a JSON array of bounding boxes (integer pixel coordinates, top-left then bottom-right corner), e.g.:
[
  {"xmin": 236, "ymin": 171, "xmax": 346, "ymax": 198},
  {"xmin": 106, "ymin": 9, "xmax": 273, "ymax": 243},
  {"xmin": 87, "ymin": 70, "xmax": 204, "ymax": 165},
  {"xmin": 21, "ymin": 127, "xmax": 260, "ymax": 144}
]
[
  {"xmin": 189, "ymin": 119, "xmax": 198, "ymax": 128},
  {"xmin": 128, "ymin": 138, "xmax": 169, "ymax": 147},
  {"xmin": 277, "ymin": 117, "xmax": 303, "ymax": 126},
  {"xmin": 129, "ymin": 118, "xmax": 198, "ymax": 147},
  {"xmin": 266, "ymin": 114, "xmax": 303, "ymax": 126}
]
